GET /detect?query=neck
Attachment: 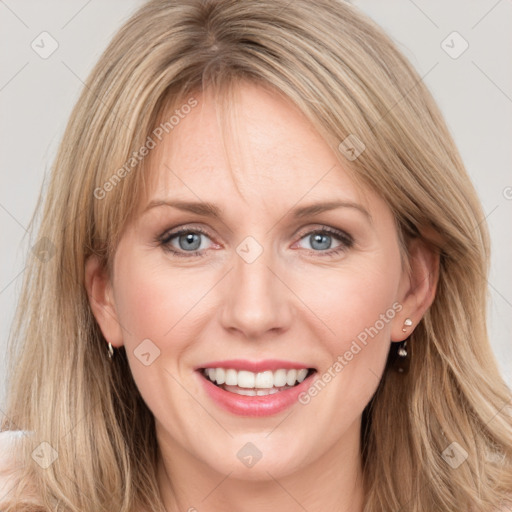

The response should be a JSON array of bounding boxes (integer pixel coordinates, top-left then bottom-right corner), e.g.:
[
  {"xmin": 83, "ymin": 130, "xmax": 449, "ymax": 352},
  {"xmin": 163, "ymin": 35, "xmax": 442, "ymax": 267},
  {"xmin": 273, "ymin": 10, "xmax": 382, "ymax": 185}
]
[{"xmin": 156, "ymin": 417, "xmax": 365, "ymax": 512}]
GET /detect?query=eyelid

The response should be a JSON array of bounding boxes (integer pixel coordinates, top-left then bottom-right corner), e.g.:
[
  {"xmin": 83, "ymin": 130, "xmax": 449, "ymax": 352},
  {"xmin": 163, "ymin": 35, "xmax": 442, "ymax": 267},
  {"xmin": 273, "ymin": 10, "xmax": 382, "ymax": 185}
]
[
  {"xmin": 294, "ymin": 224, "xmax": 353, "ymax": 243},
  {"xmin": 159, "ymin": 223, "xmax": 351, "ymax": 244},
  {"xmin": 159, "ymin": 224, "xmax": 214, "ymax": 243}
]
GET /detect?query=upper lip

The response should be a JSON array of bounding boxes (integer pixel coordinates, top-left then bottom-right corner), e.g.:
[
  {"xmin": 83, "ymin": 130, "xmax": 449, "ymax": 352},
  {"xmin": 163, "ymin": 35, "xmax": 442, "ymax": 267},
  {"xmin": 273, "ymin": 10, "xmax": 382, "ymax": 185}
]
[{"xmin": 195, "ymin": 359, "xmax": 315, "ymax": 373}]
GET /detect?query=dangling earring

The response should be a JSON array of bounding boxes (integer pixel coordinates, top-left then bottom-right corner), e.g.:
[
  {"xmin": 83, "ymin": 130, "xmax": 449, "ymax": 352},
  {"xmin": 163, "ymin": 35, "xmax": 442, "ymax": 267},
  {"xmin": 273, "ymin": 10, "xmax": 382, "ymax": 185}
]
[
  {"xmin": 397, "ymin": 339, "xmax": 408, "ymax": 358},
  {"xmin": 394, "ymin": 339, "xmax": 410, "ymax": 374},
  {"xmin": 107, "ymin": 342, "xmax": 114, "ymax": 361},
  {"xmin": 394, "ymin": 318, "xmax": 412, "ymax": 374}
]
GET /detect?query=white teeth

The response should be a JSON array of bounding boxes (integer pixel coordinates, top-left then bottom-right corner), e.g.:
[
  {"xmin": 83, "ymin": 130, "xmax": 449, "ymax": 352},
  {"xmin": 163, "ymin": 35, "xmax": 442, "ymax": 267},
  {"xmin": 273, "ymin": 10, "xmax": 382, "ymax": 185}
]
[
  {"xmin": 273, "ymin": 369, "xmax": 288, "ymax": 387},
  {"xmin": 237, "ymin": 370, "xmax": 255, "ymax": 389},
  {"xmin": 286, "ymin": 369, "xmax": 297, "ymax": 386},
  {"xmin": 225, "ymin": 369, "xmax": 237, "ymax": 386},
  {"xmin": 297, "ymin": 369, "xmax": 308, "ymax": 383},
  {"xmin": 256, "ymin": 388, "xmax": 279, "ymax": 396},
  {"xmin": 202, "ymin": 367, "xmax": 312, "ymax": 389},
  {"xmin": 216, "ymin": 367, "xmax": 226, "ymax": 385},
  {"xmin": 255, "ymin": 371, "xmax": 274, "ymax": 388},
  {"xmin": 231, "ymin": 387, "xmax": 257, "ymax": 396},
  {"xmin": 224, "ymin": 385, "xmax": 286, "ymax": 396}
]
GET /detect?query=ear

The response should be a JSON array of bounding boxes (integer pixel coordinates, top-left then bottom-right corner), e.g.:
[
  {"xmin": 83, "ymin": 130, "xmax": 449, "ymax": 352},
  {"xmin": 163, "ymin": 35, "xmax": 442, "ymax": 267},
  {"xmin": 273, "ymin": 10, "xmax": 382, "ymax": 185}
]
[
  {"xmin": 84, "ymin": 255, "xmax": 124, "ymax": 348},
  {"xmin": 391, "ymin": 236, "xmax": 440, "ymax": 342}
]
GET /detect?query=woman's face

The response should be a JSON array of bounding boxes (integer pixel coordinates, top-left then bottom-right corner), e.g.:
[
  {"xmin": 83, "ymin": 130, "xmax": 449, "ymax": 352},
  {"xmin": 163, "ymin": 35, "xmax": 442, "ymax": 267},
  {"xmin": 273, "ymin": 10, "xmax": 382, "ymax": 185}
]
[{"xmin": 92, "ymin": 82, "xmax": 421, "ymax": 481}]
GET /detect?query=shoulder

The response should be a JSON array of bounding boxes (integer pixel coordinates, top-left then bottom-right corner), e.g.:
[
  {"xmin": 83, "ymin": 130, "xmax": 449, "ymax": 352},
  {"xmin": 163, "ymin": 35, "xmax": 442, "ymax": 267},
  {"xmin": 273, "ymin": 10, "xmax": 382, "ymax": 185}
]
[
  {"xmin": 0, "ymin": 429, "xmax": 25, "ymax": 468},
  {"xmin": 0, "ymin": 430, "xmax": 29, "ymax": 503}
]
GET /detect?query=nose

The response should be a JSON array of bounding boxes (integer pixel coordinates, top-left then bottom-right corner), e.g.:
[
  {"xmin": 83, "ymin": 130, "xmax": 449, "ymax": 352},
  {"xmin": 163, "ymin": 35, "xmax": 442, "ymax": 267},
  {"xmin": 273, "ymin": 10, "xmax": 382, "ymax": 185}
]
[{"xmin": 219, "ymin": 245, "xmax": 293, "ymax": 340}]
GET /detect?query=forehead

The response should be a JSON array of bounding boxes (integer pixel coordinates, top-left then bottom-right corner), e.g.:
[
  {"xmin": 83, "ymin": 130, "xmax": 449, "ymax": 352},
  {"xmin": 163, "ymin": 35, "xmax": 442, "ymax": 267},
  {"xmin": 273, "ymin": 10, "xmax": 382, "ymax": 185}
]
[{"xmin": 142, "ymin": 82, "xmax": 375, "ymax": 215}]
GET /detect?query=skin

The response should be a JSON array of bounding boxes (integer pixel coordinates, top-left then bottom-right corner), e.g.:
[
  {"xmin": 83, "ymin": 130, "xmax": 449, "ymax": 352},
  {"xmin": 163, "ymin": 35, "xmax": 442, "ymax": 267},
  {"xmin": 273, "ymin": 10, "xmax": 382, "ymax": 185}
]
[{"xmin": 86, "ymin": 81, "xmax": 439, "ymax": 512}]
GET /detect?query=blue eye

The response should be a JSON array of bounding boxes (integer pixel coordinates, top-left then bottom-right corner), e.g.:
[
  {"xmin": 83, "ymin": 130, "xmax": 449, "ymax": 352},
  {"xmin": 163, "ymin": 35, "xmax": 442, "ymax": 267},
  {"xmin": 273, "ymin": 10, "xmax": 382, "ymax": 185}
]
[
  {"xmin": 158, "ymin": 226, "xmax": 353, "ymax": 259},
  {"xmin": 159, "ymin": 227, "xmax": 212, "ymax": 258},
  {"xmin": 174, "ymin": 232, "xmax": 202, "ymax": 251},
  {"xmin": 303, "ymin": 232, "xmax": 335, "ymax": 251},
  {"xmin": 296, "ymin": 228, "xmax": 353, "ymax": 257}
]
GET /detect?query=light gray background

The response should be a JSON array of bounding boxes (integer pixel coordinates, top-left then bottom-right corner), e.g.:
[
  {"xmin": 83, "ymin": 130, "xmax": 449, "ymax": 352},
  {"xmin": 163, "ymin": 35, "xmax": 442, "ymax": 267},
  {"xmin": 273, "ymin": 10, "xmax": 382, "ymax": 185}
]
[{"xmin": 1, "ymin": 0, "xmax": 511, "ymax": 411}]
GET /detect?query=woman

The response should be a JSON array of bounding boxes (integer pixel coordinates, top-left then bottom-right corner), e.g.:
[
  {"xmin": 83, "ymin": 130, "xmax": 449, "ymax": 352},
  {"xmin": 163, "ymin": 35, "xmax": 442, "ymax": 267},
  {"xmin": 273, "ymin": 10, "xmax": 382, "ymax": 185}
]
[{"xmin": 1, "ymin": 0, "xmax": 511, "ymax": 510}]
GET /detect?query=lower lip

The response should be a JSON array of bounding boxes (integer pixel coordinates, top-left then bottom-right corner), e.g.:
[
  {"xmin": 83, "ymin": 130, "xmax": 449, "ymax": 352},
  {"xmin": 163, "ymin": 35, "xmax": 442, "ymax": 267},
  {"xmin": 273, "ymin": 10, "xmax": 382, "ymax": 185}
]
[{"xmin": 196, "ymin": 370, "xmax": 316, "ymax": 417}]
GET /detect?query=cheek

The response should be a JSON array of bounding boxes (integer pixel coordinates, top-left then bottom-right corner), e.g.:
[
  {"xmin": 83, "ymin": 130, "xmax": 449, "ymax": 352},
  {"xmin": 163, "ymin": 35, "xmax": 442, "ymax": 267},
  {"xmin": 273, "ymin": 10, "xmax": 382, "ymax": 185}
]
[
  {"xmin": 113, "ymin": 252, "xmax": 205, "ymax": 346},
  {"xmin": 115, "ymin": 268, "xmax": 171, "ymax": 340},
  {"xmin": 293, "ymin": 262, "xmax": 401, "ymax": 422},
  {"xmin": 111, "ymin": 252, "xmax": 205, "ymax": 418},
  {"xmin": 293, "ymin": 255, "xmax": 402, "ymax": 366}
]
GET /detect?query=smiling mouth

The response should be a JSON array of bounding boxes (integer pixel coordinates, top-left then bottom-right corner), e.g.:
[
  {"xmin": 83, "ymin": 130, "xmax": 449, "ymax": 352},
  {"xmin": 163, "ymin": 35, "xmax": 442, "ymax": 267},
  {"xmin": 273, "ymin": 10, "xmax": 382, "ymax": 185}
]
[{"xmin": 199, "ymin": 367, "xmax": 317, "ymax": 396}]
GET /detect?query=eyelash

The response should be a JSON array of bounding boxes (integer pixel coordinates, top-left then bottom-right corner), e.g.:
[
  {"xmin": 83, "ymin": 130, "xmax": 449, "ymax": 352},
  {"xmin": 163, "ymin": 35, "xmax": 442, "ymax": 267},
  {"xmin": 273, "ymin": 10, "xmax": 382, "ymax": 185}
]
[{"xmin": 157, "ymin": 226, "xmax": 354, "ymax": 259}]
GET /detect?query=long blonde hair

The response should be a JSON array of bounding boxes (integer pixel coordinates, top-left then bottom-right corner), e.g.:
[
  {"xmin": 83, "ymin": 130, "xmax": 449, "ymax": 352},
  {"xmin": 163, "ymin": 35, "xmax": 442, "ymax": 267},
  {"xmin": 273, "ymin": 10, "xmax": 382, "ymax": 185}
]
[{"xmin": 2, "ymin": 0, "xmax": 511, "ymax": 510}]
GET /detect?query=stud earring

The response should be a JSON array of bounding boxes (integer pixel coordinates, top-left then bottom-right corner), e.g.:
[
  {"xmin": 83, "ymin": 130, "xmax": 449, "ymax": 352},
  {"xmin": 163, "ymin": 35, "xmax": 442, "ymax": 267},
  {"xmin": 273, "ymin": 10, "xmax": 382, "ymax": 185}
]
[
  {"xmin": 107, "ymin": 342, "xmax": 114, "ymax": 360},
  {"xmin": 402, "ymin": 318, "xmax": 413, "ymax": 333}
]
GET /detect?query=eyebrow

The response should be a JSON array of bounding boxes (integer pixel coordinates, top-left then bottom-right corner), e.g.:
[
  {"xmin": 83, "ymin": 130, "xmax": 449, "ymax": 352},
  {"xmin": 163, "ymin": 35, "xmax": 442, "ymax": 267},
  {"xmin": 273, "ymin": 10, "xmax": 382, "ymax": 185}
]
[{"xmin": 143, "ymin": 199, "xmax": 372, "ymax": 222}]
